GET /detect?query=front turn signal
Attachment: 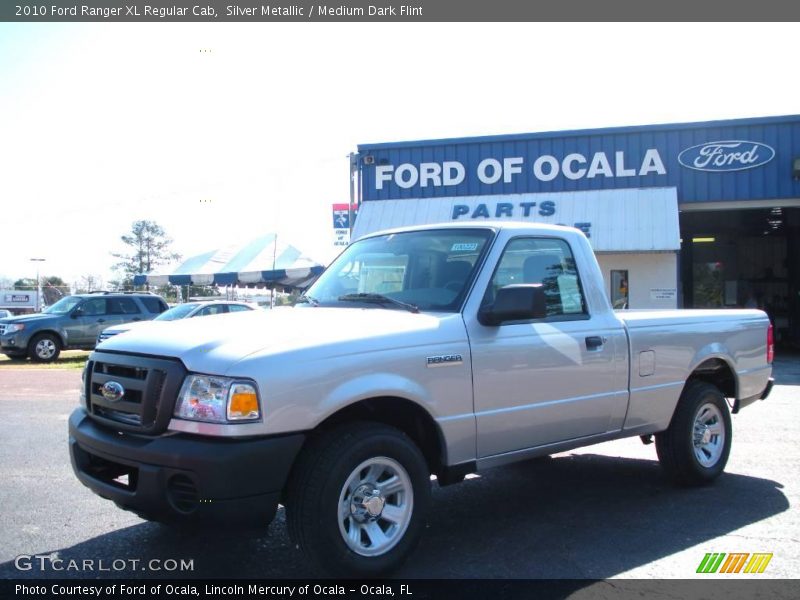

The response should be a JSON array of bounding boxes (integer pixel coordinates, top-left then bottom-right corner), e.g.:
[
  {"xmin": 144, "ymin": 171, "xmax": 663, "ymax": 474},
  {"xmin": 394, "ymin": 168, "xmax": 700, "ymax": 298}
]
[{"xmin": 227, "ymin": 383, "xmax": 260, "ymax": 421}]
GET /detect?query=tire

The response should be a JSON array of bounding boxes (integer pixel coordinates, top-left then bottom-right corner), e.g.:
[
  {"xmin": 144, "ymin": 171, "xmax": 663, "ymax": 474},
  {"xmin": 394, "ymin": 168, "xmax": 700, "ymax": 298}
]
[
  {"xmin": 656, "ymin": 381, "xmax": 732, "ymax": 486},
  {"xmin": 28, "ymin": 333, "xmax": 61, "ymax": 363},
  {"xmin": 285, "ymin": 422, "xmax": 431, "ymax": 577}
]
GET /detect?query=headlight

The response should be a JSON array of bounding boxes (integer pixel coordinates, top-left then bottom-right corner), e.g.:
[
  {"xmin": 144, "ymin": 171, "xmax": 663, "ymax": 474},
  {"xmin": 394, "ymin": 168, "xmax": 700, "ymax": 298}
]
[
  {"xmin": 4, "ymin": 323, "xmax": 24, "ymax": 334},
  {"xmin": 174, "ymin": 375, "xmax": 261, "ymax": 423}
]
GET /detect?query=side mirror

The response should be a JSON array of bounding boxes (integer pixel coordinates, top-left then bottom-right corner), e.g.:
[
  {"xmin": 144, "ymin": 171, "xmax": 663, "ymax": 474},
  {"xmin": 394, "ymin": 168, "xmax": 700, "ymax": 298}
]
[{"xmin": 479, "ymin": 284, "xmax": 547, "ymax": 326}]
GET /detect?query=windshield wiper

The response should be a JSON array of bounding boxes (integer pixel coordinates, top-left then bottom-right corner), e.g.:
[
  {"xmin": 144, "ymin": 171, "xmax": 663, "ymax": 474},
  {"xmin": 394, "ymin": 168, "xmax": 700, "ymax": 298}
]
[
  {"xmin": 295, "ymin": 294, "xmax": 319, "ymax": 306},
  {"xmin": 337, "ymin": 293, "xmax": 419, "ymax": 313}
]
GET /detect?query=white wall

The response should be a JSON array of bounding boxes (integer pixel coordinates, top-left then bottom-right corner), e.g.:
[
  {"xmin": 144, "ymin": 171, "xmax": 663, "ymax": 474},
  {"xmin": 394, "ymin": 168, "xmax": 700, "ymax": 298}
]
[
  {"xmin": 596, "ymin": 253, "xmax": 678, "ymax": 309},
  {"xmin": 353, "ymin": 188, "xmax": 681, "ymax": 252}
]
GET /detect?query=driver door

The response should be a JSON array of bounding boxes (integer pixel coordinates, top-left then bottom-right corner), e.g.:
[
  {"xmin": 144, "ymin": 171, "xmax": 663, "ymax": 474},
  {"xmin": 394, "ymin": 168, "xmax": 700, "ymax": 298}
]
[
  {"xmin": 66, "ymin": 297, "xmax": 110, "ymax": 345},
  {"xmin": 465, "ymin": 236, "xmax": 628, "ymax": 458}
]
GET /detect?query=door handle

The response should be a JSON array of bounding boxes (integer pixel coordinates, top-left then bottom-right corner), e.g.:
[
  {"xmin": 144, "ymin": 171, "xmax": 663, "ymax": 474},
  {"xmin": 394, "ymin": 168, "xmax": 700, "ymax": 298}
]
[
  {"xmin": 132, "ymin": 318, "xmax": 142, "ymax": 321},
  {"xmin": 96, "ymin": 318, "xmax": 106, "ymax": 323},
  {"xmin": 585, "ymin": 336, "xmax": 605, "ymax": 351}
]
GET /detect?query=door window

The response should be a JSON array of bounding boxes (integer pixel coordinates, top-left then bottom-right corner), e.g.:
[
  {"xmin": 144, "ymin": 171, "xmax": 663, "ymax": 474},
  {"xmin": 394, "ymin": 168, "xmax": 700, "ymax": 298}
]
[
  {"xmin": 483, "ymin": 237, "xmax": 587, "ymax": 320},
  {"xmin": 141, "ymin": 297, "xmax": 168, "ymax": 313},
  {"xmin": 197, "ymin": 304, "xmax": 227, "ymax": 316},
  {"xmin": 228, "ymin": 304, "xmax": 252, "ymax": 312},
  {"xmin": 80, "ymin": 298, "xmax": 107, "ymax": 316},
  {"xmin": 108, "ymin": 297, "xmax": 141, "ymax": 315}
]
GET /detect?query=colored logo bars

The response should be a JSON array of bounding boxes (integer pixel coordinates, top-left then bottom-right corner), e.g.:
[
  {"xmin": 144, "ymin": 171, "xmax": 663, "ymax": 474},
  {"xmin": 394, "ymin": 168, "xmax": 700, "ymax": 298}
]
[{"xmin": 696, "ymin": 552, "xmax": 773, "ymax": 574}]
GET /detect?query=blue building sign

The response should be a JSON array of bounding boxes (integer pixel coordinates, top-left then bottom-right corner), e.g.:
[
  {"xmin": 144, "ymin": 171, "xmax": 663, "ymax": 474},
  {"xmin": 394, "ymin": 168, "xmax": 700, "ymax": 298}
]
[{"xmin": 358, "ymin": 115, "xmax": 800, "ymax": 204}]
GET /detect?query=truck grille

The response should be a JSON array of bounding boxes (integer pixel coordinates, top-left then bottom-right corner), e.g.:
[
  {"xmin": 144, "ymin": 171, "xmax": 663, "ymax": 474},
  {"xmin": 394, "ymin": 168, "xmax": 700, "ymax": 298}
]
[{"xmin": 86, "ymin": 351, "xmax": 186, "ymax": 434}]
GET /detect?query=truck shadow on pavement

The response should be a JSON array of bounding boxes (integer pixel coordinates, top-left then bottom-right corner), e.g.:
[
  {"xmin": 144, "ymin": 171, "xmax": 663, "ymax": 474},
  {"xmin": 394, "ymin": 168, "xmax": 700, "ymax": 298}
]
[
  {"xmin": 0, "ymin": 454, "xmax": 788, "ymax": 580},
  {"xmin": 412, "ymin": 454, "xmax": 788, "ymax": 578}
]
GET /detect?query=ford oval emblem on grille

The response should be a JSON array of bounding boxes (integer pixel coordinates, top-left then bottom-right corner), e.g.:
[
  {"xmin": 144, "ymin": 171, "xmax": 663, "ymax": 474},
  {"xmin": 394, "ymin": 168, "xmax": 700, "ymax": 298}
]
[{"xmin": 101, "ymin": 381, "xmax": 125, "ymax": 402}]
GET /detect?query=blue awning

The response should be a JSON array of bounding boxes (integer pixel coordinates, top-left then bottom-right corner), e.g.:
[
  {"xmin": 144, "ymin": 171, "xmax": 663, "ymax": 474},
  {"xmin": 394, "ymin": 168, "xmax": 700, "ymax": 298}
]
[{"xmin": 133, "ymin": 234, "xmax": 324, "ymax": 288}]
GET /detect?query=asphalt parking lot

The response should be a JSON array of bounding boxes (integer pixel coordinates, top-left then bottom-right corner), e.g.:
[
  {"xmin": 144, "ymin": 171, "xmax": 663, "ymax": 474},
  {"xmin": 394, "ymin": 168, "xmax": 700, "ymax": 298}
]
[{"xmin": 0, "ymin": 355, "xmax": 797, "ymax": 580}]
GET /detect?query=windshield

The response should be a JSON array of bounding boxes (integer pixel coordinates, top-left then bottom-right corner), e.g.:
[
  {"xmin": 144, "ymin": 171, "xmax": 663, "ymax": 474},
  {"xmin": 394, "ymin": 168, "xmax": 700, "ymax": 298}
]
[
  {"xmin": 154, "ymin": 303, "xmax": 200, "ymax": 321},
  {"xmin": 43, "ymin": 296, "xmax": 83, "ymax": 315},
  {"xmin": 302, "ymin": 228, "xmax": 494, "ymax": 312}
]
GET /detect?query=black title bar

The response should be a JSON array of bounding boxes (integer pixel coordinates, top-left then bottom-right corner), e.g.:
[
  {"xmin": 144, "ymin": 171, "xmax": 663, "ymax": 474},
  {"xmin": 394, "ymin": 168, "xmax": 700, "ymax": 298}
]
[
  {"xmin": 2, "ymin": 0, "xmax": 800, "ymax": 22},
  {"xmin": 4, "ymin": 579, "xmax": 800, "ymax": 600}
]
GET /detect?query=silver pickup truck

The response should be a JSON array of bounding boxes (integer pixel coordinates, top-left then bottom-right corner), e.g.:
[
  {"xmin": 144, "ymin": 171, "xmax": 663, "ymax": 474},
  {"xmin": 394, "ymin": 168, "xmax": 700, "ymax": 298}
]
[{"xmin": 69, "ymin": 222, "xmax": 773, "ymax": 576}]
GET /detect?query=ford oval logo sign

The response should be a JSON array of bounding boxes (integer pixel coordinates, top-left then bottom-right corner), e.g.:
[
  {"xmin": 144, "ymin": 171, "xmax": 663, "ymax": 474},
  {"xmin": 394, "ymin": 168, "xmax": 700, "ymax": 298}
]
[
  {"xmin": 678, "ymin": 140, "xmax": 775, "ymax": 172},
  {"xmin": 101, "ymin": 381, "xmax": 125, "ymax": 402}
]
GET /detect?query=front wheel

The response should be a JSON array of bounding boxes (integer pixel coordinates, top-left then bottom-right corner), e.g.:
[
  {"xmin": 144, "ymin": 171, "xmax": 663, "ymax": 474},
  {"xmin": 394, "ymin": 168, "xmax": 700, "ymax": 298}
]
[
  {"xmin": 285, "ymin": 423, "xmax": 431, "ymax": 577},
  {"xmin": 656, "ymin": 381, "xmax": 732, "ymax": 486},
  {"xmin": 29, "ymin": 333, "xmax": 61, "ymax": 363}
]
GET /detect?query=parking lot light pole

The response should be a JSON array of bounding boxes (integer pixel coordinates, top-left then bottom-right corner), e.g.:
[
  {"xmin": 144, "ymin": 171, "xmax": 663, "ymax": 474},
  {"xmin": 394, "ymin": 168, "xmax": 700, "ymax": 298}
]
[{"xmin": 30, "ymin": 258, "xmax": 46, "ymax": 311}]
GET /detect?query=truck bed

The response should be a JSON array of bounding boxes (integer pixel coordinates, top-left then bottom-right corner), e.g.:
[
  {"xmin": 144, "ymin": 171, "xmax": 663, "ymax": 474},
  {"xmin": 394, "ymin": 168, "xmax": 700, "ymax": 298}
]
[{"xmin": 617, "ymin": 308, "xmax": 771, "ymax": 433}]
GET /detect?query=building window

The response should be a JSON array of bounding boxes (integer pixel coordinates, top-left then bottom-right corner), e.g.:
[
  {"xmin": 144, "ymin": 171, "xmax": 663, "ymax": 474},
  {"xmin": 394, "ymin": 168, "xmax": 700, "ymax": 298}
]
[{"xmin": 611, "ymin": 270, "xmax": 629, "ymax": 309}]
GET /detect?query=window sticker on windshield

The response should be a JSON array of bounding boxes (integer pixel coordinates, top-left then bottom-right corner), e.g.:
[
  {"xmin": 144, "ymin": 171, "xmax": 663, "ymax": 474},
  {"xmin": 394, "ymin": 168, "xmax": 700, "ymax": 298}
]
[{"xmin": 451, "ymin": 243, "xmax": 479, "ymax": 252}]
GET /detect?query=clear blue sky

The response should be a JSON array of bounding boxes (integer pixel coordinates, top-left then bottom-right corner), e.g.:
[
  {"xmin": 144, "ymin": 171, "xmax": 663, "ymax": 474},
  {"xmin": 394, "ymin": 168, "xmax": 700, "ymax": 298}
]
[{"xmin": 2, "ymin": 23, "xmax": 797, "ymax": 287}]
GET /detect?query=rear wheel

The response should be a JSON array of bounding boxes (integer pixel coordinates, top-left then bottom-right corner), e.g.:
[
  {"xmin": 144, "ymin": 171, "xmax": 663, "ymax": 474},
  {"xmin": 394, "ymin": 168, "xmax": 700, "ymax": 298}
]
[
  {"xmin": 29, "ymin": 333, "xmax": 61, "ymax": 363},
  {"xmin": 656, "ymin": 381, "xmax": 732, "ymax": 486},
  {"xmin": 285, "ymin": 422, "xmax": 430, "ymax": 576}
]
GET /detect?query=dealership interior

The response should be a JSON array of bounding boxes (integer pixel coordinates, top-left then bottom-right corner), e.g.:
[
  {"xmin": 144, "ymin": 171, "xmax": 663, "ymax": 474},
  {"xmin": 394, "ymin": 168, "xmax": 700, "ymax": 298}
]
[{"xmin": 680, "ymin": 206, "xmax": 799, "ymax": 347}]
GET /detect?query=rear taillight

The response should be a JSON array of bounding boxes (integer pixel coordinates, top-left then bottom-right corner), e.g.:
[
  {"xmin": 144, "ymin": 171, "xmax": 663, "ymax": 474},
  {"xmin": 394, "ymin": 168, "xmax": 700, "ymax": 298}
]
[{"xmin": 767, "ymin": 323, "xmax": 774, "ymax": 364}]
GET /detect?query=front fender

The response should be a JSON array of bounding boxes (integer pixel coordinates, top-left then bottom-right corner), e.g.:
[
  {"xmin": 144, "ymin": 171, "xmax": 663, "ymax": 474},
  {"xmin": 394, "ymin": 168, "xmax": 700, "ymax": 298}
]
[
  {"xmin": 316, "ymin": 372, "xmax": 436, "ymax": 424},
  {"xmin": 311, "ymin": 372, "xmax": 476, "ymax": 466},
  {"xmin": 20, "ymin": 325, "xmax": 67, "ymax": 349},
  {"xmin": 41, "ymin": 327, "xmax": 69, "ymax": 348}
]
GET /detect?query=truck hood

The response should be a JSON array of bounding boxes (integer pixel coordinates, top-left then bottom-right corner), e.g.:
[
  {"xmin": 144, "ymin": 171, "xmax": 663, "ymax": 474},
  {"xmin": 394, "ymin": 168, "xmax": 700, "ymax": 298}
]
[
  {"xmin": 96, "ymin": 307, "xmax": 459, "ymax": 375},
  {"xmin": 103, "ymin": 319, "xmax": 161, "ymax": 335}
]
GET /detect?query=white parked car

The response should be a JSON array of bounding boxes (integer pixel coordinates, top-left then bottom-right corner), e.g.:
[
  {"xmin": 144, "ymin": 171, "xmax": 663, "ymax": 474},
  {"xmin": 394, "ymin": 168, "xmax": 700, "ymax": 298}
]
[{"xmin": 97, "ymin": 300, "xmax": 255, "ymax": 344}]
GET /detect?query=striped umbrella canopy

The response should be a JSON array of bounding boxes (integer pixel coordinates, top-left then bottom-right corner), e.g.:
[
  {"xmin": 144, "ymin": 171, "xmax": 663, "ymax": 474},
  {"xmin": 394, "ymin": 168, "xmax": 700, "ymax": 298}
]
[{"xmin": 132, "ymin": 234, "xmax": 325, "ymax": 289}]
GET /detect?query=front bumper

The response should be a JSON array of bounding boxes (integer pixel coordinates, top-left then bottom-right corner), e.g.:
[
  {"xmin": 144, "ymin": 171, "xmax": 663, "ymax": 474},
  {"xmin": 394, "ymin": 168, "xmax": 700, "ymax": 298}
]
[
  {"xmin": 69, "ymin": 409, "xmax": 305, "ymax": 525},
  {"xmin": 1, "ymin": 332, "xmax": 29, "ymax": 353}
]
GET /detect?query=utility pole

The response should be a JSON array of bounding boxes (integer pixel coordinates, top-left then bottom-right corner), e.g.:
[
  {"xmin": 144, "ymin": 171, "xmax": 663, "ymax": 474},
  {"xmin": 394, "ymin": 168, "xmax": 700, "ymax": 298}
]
[{"xmin": 30, "ymin": 258, "xmax": 46, "ymax": 311}]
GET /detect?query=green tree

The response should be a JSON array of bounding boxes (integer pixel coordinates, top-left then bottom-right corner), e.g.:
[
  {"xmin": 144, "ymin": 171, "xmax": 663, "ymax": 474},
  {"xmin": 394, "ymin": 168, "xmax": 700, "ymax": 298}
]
[
  {"xmin": 13, "ymin": 278, "xmax": 36, "ymax": 289},
  {"xmin": 111, "ymin": 220, "xmax": 181, "ymax": 289},
  {"xmin": 14, "ymin": 276, "xmax": 67, "ymax": 307},
  {"xmin": 42, "ymin": 276, "xmax": 68, "ymax": 305}
]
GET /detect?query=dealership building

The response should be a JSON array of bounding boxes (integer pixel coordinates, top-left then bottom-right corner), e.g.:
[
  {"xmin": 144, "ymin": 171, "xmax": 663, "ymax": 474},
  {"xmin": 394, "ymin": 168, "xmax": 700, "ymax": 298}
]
[{"xmin": 352, "ymin": 115, "xmax": 800, "ymax": 346}]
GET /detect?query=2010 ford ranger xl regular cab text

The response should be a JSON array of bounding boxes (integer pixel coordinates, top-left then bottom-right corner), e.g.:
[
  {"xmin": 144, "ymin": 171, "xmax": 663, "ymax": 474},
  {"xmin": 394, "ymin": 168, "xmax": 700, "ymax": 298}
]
[{"xmin": 69, "ymin": 222, "xmax": 774, "ymax": 576}]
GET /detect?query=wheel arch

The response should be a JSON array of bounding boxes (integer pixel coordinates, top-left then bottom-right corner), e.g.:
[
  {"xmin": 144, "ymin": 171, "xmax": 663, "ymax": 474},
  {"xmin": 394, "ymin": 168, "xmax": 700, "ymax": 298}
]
[
  {"xmin": 29, "ymin": 329, "xmax": 66, "ymax": 349},
  {"xmin": 685, "ymin": 356, "xmax": 737, "ymax": 402},
  {"xmin": 309, "ymin": 396, "xmax": 447, "ymax": 477}
]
